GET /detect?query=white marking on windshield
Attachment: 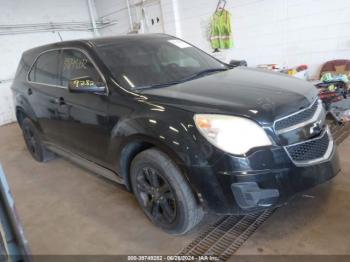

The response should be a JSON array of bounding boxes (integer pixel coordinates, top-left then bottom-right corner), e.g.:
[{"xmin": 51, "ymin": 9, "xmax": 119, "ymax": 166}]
[{"xmin": 168, "ymin": 39, "xmax": 191, "ymax": 48}]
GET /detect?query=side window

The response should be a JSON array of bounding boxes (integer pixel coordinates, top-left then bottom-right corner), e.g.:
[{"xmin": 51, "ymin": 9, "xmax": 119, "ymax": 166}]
[
  {"xmin": 29, "ymin": 50, "xmax": 60, "ymax": 85},
  {"xmin": 60, "ymin": 49, "xmax": 102, "ymax": 87}
]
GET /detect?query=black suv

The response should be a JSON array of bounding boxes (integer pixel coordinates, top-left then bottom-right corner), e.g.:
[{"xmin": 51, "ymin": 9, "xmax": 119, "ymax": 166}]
[{"xmin": 12, "ymin": 34, "xmax": 340, "ymax": 234}]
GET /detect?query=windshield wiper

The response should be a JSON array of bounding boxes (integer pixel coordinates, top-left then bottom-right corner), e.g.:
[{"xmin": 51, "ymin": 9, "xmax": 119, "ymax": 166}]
[
  {"xmin": 184, "ymin": 68, "xmax": 228, "ymax": 81},
  {"xmin": 134, "ymin": 80, "xmax": 184, "ymax": 90},
  {"xmin": 134, "ymin": 68, "xmax": 228, "ymax": 90}
]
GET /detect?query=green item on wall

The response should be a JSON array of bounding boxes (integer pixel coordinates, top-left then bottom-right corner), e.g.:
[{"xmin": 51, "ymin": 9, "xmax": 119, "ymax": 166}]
[{"xmin": 210, "ymin": 9, "xmax": 233, "ymax": 49}]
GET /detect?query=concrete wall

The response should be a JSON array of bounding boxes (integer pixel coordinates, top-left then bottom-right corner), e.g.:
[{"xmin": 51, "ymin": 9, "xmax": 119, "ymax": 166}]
[
  {"xmin": 94, "ymin": 0, "xmax": 130, "ymax": 35},
  {"xmin": 0, "ymin": 0, "xmax": 94, "ymax": 126},
  {"xmin": 94, "ymin": 0, "xmax": 164, "ymax": 35},
  {"xmin": 160, "ymin": 0, "xmax": 350, "ymax": 77},
  {"xmin": 95, "ymin": 0, "xmax": 350, "ymax": 78}
]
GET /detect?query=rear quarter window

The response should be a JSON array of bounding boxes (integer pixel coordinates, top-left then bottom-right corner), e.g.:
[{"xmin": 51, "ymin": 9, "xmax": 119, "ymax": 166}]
[{"xmin": 28, "ymin": 50, "xmax": 60, "ymax": 86}]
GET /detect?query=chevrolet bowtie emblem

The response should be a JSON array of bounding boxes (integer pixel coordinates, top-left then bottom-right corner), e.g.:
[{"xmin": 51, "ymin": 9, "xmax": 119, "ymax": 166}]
[{"xmin": 310, "ymin": 120, "xmax": 322, "ymax": 135}]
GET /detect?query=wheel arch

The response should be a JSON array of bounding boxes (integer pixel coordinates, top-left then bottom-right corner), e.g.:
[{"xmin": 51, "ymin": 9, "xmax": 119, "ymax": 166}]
[
  {"xmin": 15, "ymin": 106, "xmax": 27, "ymax": 127},
  {"xmin": 14, "ymin": 91, "xmax": 40, "ymax": 129},
  {"xmin": 119, "ymin": 135, "xmax": 196, "ymax": 198},
  {"xmin": 15, "ymin": 105, "xmax": 42, "ymax": 131}
]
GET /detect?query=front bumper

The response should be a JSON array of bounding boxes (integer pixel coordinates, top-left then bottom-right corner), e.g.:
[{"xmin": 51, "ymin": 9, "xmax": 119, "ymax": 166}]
[
  {"xmin": 184, "ymin": 98, "xmax": 340, "ymax": 214},
  {"xmin": 188, "ymin": 137, "xmax": 340, "ymax": 215},
  {"xmin": 230, "ymin": 147, "xmax": 340, "ymax": 214}
]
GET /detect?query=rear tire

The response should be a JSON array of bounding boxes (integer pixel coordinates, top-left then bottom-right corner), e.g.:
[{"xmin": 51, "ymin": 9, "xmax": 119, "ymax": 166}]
[
  {"xmin": 21, "ymin": 118, "xmax": 56, "ymax": 162},
  {"xmin": 130, "ymin": 148, "xmax": 203, "ymax": 235}
]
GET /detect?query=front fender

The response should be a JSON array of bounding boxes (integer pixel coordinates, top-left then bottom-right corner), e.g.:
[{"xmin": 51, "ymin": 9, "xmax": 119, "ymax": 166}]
[
  {"xmin": 108, "ymin": 113, "xmax": 230, "ymax": 209},
  {"xmin": 109, "ymin": 113, "xmax": 220, "ymax": 169}
]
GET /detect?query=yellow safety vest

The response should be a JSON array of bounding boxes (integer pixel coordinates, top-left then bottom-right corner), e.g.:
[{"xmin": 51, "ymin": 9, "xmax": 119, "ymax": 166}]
[{"xmin": 210, "ymin": 9, "xmax": 233, "ymax": 49}]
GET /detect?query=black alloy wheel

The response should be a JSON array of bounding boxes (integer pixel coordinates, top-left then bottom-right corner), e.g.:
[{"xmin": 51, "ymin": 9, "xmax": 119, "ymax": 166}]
[
  {"xmin": 135, "ymin": 166, "xmax": 177, "ymax": 225},
  {"xmin": 21, "ymin": 118, "xmax": 56, "ymax": 162},
  {"xmin": 23, "ymin": 121, "xmax": 42, "ymax": 161},
  {"xmin": 130, "ymin": 148, "xmax": 203, "ymax": 234}
]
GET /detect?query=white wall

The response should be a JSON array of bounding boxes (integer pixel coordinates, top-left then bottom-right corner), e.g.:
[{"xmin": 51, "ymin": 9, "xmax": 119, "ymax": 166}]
[
  {"xmin": 0, "ymin": 0, "xmax": 94, "ymax": 126},
  {"xmin": 95, "ymin": 0, "xmax": 165, "ymax": 35},
  {"xmin": 160, "ymin": 0, "xmax": 350, "ymax": 77},
  {"xmin": 95, "ymin": 0, "xmax": 350, "ymax": 78},
  {"xmin": 95, "ymin": 0, "xmax": 130, "ymax": 35}
]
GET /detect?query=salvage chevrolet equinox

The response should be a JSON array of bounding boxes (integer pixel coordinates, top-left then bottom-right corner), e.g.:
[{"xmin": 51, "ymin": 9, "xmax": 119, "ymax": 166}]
[{"xmin": 12, "ymin": 34, "xmax": 340, "ymax": 234}]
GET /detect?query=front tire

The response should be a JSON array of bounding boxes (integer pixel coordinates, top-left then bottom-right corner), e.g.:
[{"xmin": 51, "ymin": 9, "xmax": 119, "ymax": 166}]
[
  {"xmin": 21, "ymin": 118, "xmax": 56, "ymax": 162},
  {"xmin": 130, "ymin": 148, "xmax": 203, "ymax": 235}
]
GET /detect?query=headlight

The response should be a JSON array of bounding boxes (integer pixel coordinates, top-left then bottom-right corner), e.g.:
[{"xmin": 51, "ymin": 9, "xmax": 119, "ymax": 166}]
[{"xmin": 193, "ymin": 114, "xmax": 272, "ymax": 155}]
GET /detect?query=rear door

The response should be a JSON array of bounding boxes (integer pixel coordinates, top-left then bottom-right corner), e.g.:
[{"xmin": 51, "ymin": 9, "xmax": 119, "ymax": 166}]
[
  {"xmin": 57, "ymin": 48, "xmax": 110, "ymax": 165},
  {"xmin": 27, "ymin": 49, "xmax": 67, "ymax": 146}
]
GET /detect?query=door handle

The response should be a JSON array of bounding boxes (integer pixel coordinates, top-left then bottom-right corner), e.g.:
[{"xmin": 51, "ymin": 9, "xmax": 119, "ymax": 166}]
[
  {"xmin": 27, "ymin": 88, "xmax": 32, "ymax": 95},
  {"xmin": 54, "ymin": 97, "xmax": 66, "ymax": 106}
]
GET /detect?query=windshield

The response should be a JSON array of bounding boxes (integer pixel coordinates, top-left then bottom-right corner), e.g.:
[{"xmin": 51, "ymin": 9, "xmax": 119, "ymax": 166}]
[{"xmin": 96, "ymin": 36, "xmax": 228, "ymax": 90}]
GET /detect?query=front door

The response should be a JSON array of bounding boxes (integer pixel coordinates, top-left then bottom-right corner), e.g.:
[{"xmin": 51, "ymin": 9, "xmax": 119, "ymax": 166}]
[{"xmin": 57, "ymin": 48, "xmax": 110, "ymax": 166}]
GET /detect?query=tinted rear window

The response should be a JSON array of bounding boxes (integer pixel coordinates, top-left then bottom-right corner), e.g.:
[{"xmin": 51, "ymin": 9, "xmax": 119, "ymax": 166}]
[{"xmin": 29, "ymin": 50, "xmax": 60, "ymax": 85}]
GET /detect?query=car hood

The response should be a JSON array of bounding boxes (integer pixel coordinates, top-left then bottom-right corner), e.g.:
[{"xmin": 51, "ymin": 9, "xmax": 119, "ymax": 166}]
[{"xmin": 138, "ymin": 67, "xmax": 318, "ymax": 126}]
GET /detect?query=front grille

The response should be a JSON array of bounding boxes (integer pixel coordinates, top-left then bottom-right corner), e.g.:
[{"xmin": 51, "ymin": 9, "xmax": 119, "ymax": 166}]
[
  {"xmin": 275, "ymin": 99, "xmax": 319, "ymax": 132},
  {"xmin": 285, "ymin": 129, "xmax": 331, "ymax": 164}
]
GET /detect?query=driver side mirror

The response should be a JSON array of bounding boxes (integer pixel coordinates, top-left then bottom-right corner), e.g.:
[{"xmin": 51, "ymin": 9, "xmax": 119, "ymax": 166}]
[{"xmin": 68, "ymin": 76, "xmax": 106, "ymax": 94}]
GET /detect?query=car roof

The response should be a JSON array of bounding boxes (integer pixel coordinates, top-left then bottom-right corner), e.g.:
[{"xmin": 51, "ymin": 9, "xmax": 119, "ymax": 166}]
[
  {"xmin": 24, "ymin": 33, "xmax": 172, "ymax": 55},
  {"xmin": 89, "ymin": 33, "xmax": 171, "ymax": 47}
]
